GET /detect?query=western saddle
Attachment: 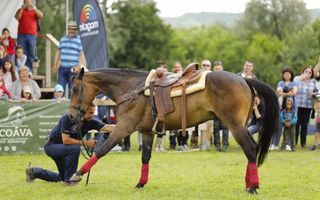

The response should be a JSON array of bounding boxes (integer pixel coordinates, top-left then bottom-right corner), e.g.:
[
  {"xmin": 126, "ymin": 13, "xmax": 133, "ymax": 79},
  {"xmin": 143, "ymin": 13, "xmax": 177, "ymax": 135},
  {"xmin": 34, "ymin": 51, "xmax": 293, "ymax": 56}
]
[{"xmin": 149, "ymin": 63, "xmax": 203, "ymax": 136}]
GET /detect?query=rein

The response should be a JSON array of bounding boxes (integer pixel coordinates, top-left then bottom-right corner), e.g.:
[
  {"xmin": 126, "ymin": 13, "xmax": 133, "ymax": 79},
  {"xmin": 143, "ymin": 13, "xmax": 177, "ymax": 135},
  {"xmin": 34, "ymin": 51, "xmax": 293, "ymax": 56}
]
[
  {"xmin": 116, "ymin": 86, "xmax": 148, "ymax": 105},
  {"xmin": 73, "ymin": 79, "xmax": 93, "ymax": 185}
]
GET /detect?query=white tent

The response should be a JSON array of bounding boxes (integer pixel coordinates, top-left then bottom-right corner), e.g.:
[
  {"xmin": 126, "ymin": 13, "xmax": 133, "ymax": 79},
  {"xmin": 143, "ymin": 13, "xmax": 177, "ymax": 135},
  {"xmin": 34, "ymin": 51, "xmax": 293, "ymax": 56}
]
[{"xmin": 0, "ymin": 0, "xmax": 23, "ymax": 38}]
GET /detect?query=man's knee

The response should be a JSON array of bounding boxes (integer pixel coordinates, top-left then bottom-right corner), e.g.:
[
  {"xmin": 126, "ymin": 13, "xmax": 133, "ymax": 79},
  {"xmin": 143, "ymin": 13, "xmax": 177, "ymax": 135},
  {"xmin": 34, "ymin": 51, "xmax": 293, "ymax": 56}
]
[{"xmin": 67, "ymin": 145, "xmax": 80, "ymax": 155}]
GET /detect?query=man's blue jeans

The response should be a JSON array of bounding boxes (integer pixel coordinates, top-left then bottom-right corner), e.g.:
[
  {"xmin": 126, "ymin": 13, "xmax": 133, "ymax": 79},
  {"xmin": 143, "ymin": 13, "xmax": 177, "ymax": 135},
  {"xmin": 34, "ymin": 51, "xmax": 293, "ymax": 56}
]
[
  {"xmin": 17, "ymin": 34, "xmax": 36, "ymax": 72},
  {"xmin": 58, "ymin": 67, "xmax": 74, "ymax": 98},
  {"xmin": 32, "ymin": 143, "xmax": 80, "ymax": 182}
]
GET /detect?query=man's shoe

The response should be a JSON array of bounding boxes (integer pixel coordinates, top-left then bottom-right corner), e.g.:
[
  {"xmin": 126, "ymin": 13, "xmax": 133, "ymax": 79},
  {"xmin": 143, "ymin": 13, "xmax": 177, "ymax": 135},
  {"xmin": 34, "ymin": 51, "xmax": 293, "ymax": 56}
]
[
  {"xmin": 215, "ymin": 145, "xmax": 221, "ymax": 152},
  {"xmin": 25, "ymin": 165, "xmax": 35, "ymax": 183},
  {"xmin": 69, "ymin": 173, "xmax": 83, "ymax": 182},
  {"xmin": 221, "ymin": 145, "xmax": 229, "ymax": 152},
  {"xmin": 64, "ymin": 182, "xmax": 79, "ymax": 186},
  {"xmin": 309, "ymin": 145, "xmax": 317, "ymax": 151}
]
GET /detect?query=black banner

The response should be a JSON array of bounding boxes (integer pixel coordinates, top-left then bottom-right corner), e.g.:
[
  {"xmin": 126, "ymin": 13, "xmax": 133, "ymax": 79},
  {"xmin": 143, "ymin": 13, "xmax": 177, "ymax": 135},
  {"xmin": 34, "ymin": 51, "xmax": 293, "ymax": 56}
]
[{"xmin": 73, "ymin": 0, "xmax": 109, "ymax": 70}]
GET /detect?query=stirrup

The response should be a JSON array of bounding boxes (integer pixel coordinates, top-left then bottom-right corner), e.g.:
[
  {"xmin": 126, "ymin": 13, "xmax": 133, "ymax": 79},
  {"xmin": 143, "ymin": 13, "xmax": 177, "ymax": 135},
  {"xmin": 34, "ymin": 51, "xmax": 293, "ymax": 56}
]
[{"xmin": 152, "ymin": 117, "xmax": 159, "ymax": 134}]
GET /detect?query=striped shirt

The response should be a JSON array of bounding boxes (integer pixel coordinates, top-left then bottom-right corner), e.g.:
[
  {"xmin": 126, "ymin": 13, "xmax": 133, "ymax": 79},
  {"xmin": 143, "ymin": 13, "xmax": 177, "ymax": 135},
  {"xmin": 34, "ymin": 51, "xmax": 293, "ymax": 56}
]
[
  {"xmin": 294, "ymin": 76, "xmax": 316, "ymax": 109},
  {"xmin": 59, "ymin": 35, "xmax": 83, "ymax": 68}
]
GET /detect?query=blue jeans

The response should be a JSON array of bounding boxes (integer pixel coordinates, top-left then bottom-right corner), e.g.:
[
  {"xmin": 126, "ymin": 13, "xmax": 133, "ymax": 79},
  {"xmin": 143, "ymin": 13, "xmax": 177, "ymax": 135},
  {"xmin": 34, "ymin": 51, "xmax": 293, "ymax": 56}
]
[
  {"xmin": 17, "ymin": 34, "xmax": 36, "ymax": 72},
  {"xmin": 32, "ymin": 143, "xmax": 80, "ymax": 182},
  {"xmin": 58, "ymin": 67, "xmax": 74, "ymax": 98}
]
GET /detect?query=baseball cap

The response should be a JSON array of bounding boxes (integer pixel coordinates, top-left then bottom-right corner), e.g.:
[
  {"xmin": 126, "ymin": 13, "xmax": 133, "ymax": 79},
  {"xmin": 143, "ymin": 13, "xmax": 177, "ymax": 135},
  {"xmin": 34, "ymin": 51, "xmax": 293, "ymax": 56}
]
[
  {"xmin": 23, "ymin": 85, "xmax": 32, "ymax": 93},
  {"xmin": 54, "ymin": 84, "xmax": 64, "ymax": 92},
  {"xmin": 214, "ymin": 61, "xmax": 223, "ymax": 65}
]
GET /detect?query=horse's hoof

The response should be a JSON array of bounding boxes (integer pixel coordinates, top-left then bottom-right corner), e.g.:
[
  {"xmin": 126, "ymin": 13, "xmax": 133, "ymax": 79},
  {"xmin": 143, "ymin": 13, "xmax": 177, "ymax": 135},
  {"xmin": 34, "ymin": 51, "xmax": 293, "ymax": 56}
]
[
  {"xmin": 247, "ymin": 186, "xmax": 259, "ymax": 194},
  {"xmin": 135, "ymin": 183, "xmax": 145, "ymax": 189}
]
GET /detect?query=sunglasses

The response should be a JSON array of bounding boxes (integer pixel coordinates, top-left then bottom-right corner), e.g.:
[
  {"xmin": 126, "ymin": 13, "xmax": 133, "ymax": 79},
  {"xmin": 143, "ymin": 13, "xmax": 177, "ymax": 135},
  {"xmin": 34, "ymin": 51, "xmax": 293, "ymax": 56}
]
[{"xmin": 202, "ymin": 64, "xmax": 211, "ymax": 67}]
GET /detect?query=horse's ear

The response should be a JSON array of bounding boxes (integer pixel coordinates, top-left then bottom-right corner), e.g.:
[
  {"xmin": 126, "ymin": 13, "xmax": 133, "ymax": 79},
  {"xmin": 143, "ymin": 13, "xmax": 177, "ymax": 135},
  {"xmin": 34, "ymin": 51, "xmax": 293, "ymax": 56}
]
[{"xmin": 77, "ymin": 67, "xmax": 85, "ymax": 80}]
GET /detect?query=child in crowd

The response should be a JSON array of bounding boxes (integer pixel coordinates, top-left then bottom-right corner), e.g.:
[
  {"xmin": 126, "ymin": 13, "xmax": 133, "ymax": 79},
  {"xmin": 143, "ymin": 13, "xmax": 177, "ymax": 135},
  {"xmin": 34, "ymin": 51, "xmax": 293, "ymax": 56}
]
[
  {"xmin": 52, "ymin": 84, "xmax": 64, "ymax": 100},
  {"xmin": 280, "ymin": 98, "xmax": 297, "ymax": 151},
  {"xmin": 0, "ymin": 28, "xmax": 15, "ymax": 60},
  {"xmin": 310, "ymin": 95, "xmax": 320, "ymax": 151},
  {"xmin": 0, "ymin": 76, "xmax": 11, "ymax": 101},
  {"xmin": 2, "ymin": 60, "xmax": 19, "ymax": 89},
  {"xmin": 14, "ymin": 46, "xmax": 27, "ymax": 71},
  {"xmin": 0, "ymin": 43, "xmax": 8, "ymax": 68},
  {"xmin": 248, "ymin": 96, "xmax": 264, "ymax": 135},
  {"xmin": 21, "ymin": 85, "xmax": 33, "ymax": 101}
]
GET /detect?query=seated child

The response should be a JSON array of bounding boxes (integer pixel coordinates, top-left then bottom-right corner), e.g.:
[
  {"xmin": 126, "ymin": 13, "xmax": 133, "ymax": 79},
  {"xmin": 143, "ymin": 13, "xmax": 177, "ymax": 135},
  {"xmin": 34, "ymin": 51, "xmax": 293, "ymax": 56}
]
[
  {"xmin": 21, "ymin": 85, "xmax": 33, "ymax": 102},
  {"xmin": 52, "ymin": 84, "xmax": 64, "ymax": 100},
  {"xmin": 0, "ymin": 76, "xmax": 11, "ymax": 101}
]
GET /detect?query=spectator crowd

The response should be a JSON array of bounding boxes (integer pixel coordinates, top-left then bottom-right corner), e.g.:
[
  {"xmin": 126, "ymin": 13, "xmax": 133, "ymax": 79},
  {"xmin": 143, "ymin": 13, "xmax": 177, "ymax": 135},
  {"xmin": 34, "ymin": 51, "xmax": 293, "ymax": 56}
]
[{"xmin": 1, "ymin": 1, "xmax": 320, "ymax": 161}]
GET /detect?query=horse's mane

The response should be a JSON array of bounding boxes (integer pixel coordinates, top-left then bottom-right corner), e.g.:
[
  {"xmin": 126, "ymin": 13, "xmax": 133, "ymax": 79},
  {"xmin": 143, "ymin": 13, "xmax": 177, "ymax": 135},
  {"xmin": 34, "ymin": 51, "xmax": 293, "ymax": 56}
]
[{"xmin": 91, "ymin": 68, "xmax": 149, "ymax": 78}]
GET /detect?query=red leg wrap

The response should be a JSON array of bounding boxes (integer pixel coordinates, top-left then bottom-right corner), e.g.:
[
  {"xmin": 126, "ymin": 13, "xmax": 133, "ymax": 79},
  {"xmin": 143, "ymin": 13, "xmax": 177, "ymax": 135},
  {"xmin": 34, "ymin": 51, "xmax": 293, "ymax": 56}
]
[
  {"xmin": 247, "ymin": 162, "xmax": 259, "ymax": 187},
  {"xmin": 245, "ymin": 164, "xmax": 250, "ymax": 189},
  {"xmin": 80, "ymin": 155, "xmax": 99, "ymax": 174},
  {"xmin": 139, "ymin": 163, "xmax": 149, "ymax": 185}
]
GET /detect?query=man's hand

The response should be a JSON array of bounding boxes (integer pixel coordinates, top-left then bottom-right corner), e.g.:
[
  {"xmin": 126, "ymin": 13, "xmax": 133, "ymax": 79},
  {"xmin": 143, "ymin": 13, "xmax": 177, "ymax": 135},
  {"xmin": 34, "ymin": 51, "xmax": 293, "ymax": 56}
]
[
  {"xmin": 53, "ymin": 63, "xmax": 59, "ymax": 73},
  {"xmin": 84, "ymin": 139, "xmax": 96, "ymax": 147},
  {"xmin": 72, "ymin": 65, "xmax": 81, "ymax": 73}
]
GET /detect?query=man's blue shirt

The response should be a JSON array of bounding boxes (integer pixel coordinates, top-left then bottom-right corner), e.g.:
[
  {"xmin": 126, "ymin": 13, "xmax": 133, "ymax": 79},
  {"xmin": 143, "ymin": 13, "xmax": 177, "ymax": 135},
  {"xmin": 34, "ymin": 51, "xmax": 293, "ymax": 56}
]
[{"xmin": 49, "ymin": 113, "xmax": 104, "ymax": 144}]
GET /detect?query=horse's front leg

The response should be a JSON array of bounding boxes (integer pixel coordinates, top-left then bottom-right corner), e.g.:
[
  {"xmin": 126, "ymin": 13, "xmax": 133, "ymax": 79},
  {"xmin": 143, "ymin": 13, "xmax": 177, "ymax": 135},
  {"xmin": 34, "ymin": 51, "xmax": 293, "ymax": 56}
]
[
  {"xmin": 69, "ymin": 123, "xmax": 131, "ymax": 182},
  {"xmin": 135, "ymin": 132, "xmax": 154, "ymax": 188}
]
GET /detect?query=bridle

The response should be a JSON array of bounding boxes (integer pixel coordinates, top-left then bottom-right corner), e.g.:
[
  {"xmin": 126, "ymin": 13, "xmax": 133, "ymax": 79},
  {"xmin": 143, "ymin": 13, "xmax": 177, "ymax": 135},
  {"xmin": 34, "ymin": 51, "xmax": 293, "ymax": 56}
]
[
  {"xmin": 70, "ymin": 78, "xmax": 94, "ymax": 185},
  {"xmin": 70, "ymin": 78, "xmax": 86, "ymax": 124}
]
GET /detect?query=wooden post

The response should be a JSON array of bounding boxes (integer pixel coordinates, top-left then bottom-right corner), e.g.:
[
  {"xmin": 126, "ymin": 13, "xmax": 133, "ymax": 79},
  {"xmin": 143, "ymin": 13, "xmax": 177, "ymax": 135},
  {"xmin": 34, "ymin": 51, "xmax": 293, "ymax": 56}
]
[{"xmin": 45, "ymin": 38, "xmax": 51, "ymax": 88}]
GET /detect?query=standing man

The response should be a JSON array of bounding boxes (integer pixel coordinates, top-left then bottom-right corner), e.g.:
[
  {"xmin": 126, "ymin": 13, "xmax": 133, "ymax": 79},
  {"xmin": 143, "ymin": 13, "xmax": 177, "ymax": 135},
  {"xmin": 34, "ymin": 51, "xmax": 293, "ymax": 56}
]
[
  {"xmin": 238, "ymin": 61, "xmax": 257, "ymax": 79},
  {"xmin": 15, "ymin": 0, "xmax": 43, "ymax": 73},
  {"xmin": 53, "ymin": 21, "xmax": 86, "ymax": 97},
  {"xmin": 212, "ymin": 61, "xmax": 230, "ymax": 151},
  {"xmin": 168, "ymin": 61, "xmax": 190, "ymax": 151},
  {"xmin": 25, "ymin": 103, "xmax": 114, "ymax": 185},
  {"xmin": 197, "ymin": 59, "xmax": 213, "ymax": 150}
]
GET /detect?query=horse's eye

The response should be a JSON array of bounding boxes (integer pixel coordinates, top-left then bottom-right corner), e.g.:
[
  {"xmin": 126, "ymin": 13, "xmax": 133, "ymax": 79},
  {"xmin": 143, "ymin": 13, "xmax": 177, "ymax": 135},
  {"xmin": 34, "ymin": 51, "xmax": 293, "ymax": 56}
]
[{"xmin": 72, "ymin": 87, "xmax": 79, "ymax": 93}]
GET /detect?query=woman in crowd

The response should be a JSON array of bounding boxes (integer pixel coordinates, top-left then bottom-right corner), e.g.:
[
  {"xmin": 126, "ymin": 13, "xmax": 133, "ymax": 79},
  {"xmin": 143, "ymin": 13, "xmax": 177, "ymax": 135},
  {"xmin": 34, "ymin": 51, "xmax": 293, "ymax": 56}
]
[
  {"xmin": 294, "ymin": 66, "xmax": 317, "ymax": 148},
  {"xmin": 2, "ymin": 60, "xmax": 19, "ymax": 89},
  {"xmin": 270, "ymin": 67, "xmax": 297, "ymax": 150},
  {"xmin": 9, "ymin": 66, "xmax": 41, "ymax": 100}
]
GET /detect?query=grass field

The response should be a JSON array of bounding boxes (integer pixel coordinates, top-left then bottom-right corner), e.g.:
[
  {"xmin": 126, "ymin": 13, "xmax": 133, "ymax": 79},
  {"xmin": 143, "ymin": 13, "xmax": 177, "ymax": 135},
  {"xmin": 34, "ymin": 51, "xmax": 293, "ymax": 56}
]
[{"xmin": 1, "ymin": 134, "xmax": 320, "ymax": 200}]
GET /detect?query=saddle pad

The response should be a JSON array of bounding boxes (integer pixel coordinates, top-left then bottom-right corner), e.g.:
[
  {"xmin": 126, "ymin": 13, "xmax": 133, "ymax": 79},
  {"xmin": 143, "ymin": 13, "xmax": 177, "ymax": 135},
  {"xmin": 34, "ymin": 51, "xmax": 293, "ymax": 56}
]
[{"xmin": 144, "ymin": 70, "xmax": 211, "ymax": 97}]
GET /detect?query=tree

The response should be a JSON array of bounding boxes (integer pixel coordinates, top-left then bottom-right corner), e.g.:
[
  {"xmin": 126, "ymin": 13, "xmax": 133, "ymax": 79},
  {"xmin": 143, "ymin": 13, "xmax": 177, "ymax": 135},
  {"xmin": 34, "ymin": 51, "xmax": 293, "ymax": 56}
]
[
  {"xmin": 107, "ymin": 0, "xmax": 172, "ymax": 70},
  {"xmin": 238, "ymin": 0, "xmax": 310, "ymax": 40}
]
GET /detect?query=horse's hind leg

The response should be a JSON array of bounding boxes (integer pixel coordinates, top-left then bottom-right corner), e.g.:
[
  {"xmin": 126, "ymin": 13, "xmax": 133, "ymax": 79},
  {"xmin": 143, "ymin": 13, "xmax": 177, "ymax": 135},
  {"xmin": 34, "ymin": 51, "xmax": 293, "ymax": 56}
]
[
  {"xmin": 232, "ymin": 127, "xmax": 259, "ymax": 194},
  {"xmin": 135, "ymin": 132, "xmax": 154, "ymax": 188}
]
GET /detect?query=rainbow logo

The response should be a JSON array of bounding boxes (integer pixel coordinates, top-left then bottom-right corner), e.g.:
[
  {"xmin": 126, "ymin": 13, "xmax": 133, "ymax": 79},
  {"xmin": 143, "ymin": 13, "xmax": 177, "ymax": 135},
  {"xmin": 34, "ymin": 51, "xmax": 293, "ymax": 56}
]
[{"xmin": 80, "ymin": 4, "xmax": 97, "ymax": 23}]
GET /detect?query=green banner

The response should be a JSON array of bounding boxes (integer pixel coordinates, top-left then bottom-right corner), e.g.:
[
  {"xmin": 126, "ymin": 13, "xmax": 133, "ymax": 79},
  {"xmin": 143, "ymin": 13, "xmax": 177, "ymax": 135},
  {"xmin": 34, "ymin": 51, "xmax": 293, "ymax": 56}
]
[{"xmin": 0, "ymin": 100, "xmax": 69, "ymax": 154}]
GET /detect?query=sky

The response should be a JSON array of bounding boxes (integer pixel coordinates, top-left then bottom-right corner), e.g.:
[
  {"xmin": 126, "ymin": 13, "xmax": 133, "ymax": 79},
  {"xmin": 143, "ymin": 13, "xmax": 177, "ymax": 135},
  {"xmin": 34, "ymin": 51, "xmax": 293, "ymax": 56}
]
[{"xmin": 153, "ymin": 0, "xmax": 320, "ymax": 17}]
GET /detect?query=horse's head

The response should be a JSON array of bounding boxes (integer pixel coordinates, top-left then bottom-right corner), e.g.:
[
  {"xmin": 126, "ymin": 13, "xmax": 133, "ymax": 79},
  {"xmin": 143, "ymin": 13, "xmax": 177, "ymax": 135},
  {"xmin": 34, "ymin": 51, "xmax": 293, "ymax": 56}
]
[{"xmin": 69, "ymin": 68, "xmax": 97, "ymax": 123}]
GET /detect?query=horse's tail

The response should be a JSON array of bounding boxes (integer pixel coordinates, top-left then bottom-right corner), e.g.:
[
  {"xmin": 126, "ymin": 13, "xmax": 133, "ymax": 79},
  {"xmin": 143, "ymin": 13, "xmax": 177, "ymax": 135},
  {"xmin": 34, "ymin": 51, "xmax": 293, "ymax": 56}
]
[{"xmin": 244, "ymin": 78, "xmax": 279, "ymax": 167}]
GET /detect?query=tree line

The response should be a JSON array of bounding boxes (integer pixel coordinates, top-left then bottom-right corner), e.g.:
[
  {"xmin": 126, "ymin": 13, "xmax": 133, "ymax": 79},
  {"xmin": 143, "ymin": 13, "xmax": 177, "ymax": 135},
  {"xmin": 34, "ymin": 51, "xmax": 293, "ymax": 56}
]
[{"xmin": 36, "ymin": 0, "xmax": 320, "ymax": 87}]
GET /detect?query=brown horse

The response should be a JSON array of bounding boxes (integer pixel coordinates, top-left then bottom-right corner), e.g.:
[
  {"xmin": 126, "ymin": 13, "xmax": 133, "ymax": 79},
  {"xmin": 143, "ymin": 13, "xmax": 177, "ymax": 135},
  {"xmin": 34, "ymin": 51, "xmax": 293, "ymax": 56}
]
[{"xmin": 68, "ymin": 68, "xmax": 278, "ymax": 194}]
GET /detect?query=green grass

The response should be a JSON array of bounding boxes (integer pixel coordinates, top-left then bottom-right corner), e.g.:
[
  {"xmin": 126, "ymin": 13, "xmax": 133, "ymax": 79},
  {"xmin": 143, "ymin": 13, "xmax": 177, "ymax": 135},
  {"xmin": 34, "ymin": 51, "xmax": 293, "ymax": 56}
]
[{"xmin": 1, "ymin": 135, "xmax": 320, "ymax": 200}]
